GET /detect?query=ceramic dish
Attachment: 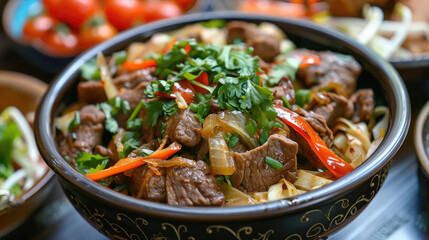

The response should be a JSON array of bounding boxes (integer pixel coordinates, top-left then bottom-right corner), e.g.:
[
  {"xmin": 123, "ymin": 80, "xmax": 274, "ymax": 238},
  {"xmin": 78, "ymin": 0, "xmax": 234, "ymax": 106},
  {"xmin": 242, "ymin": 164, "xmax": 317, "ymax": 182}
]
[
  {"xmin": 414, "ymin": 100, "xmax": 429, "ymax": 210},
  {"xmin": 0, "ymin": 70, "xmax": 55, "ymax": 237},
  {"xmin": 35, "ymin": 12, "xmax": 410, "ymax": 240}
]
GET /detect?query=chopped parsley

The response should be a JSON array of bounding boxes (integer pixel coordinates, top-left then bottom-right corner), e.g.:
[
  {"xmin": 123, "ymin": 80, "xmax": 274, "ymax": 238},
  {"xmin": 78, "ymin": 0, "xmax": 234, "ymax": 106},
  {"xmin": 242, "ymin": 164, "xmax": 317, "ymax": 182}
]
[
  {"xmin": 267, "ymin": 58, "xmax": 300, "ymax": 86},
  {"xmin": 143, "ymin": 100, "xmax": 178, "ymax": 127},
  {"xmin": 144, "ymin": 80, "xmax": 175, "ymax": 98},
  {"xmin": 118, "ymin": 131, "xmax": 140, "ymax": 159},
  {"xmin": 189, "ymin": 93, "xmax": 210, "ymax": 123}
]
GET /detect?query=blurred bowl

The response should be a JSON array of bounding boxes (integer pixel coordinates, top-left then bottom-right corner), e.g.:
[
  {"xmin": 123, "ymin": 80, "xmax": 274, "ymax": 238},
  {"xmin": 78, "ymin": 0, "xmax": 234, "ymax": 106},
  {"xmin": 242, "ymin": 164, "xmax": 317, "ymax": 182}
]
[
  {"xmin": 414, "ymin": 100, "xmax": 429, "ymax": 210},
  {"xmin": 0, "ymin": 70, "xmax": 55, "ymax": 237},
  {"xmin": 211, "ymin": 0, "xmax": 429, "ymax": 82},
  {"xmin": 35, "ymin": 12, "xmax": 410, "ymax": 239},
  {"xmin": 2, "ymin": 0, "xmax": 210, "ymax": 74}
]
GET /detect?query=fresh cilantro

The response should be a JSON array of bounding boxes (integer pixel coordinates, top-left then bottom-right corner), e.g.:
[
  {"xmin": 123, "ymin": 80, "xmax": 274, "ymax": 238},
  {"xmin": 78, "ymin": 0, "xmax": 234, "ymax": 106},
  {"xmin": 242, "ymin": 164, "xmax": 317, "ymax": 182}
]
[
  {"xmin": 107, "ymin": 96, "xmax": 130, "ymax": 116},
  {"xmin": 143, "ymin": 100, "xmax": 178, "ymax": 127},
  {"xmin": 267, "ymin": 58, "xmax": 300, "ymax": 86},
  {"xmin": 144, "ymin": 80, "xmax": 175, "ymax": 98},
  {"xmin": 223, "ymin": 132, "xmax": 239, "ymax": 150},
  {"xmin": 126, "ymin": 119, "xmax": 143, "ymax": 130},
  {"xmin": 100, "ymin": 103, "xmax": 118, "ymax": 134},
  {"xmin": 118, "ymin": 132, "xmax": 140, "ymax": 159},
  {"xmin": 80, "ymin": 58, "xmax": 100, "ymax": 81},
  {"xmin": 218, "ymin": 46, "xmax": 260, "ymax": 77},
  {"xmin": 189, "ymin": 93, "xmax": 210, "ymax": 123},
  {"xmin": 75, "ymin": 152, "xmax": 109, "ymax": 175},
  {"xmin": 68, "ymin": 111, "xmax": 80, "ymax": 132}
]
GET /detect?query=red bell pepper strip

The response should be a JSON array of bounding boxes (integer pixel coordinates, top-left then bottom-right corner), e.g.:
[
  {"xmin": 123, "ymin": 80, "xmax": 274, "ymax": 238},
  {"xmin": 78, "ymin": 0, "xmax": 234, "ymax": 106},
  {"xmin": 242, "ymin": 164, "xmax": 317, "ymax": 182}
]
[
  {"xmin": 274, "ymin": 105, "xmax": 354, "ymax": 178},
  {"xmin": 122, "ymin": 59, "xmax": 157, "ymax": 71},
  {"xmin": 154, "ymin": 91, "xmax": 176, "ymax": 99},
  {"xmin": 294, "ymin": 55, "xmax": 321, "ymax": 68},
  {"xmin": 86, "ymin": 142, "xmax": 182, "ymax": 181},
  {"xmin": 174, "ymin": 80, "xmax": 194, "ymax": 104},
  {"xmin": 184, "ymin": 44, "xmax": 192, "ymax": 57},
  {"xmin": 192, "ymin": 72, "xmax": 209, "ymax": 94}
]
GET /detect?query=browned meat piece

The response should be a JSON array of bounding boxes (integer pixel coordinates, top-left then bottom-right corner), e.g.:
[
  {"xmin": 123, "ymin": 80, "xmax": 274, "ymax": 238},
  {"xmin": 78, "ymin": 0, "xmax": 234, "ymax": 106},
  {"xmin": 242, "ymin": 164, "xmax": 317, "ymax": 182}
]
[
  {"xmin": 230, "ymin": 134, "xmax": 298, "ymax": 193},
  {"xmin": 292, "ymin": 106, "xmax": 333, "ymax": 148},
  {"xmin": 59, "ymin": 105, "xmax": 105, "ymax": 163},
  {"xmin": 164, "ymin": 109, "xmax": 202, "ymax": 147},
  {"xmin": 305, "ymin": 92, "xmax": 353, "ymax": 127},
  {"xmin": 128, "ymin": 165, "xmax": 166, "ymax": 202},
  {"xmin": 247, "ymin": 33, "xmax": 281, "ymax": 62},
  {"xmin": 166, "ymin": 160, "xmax": 225, "ymax": 206},
  {"xmin": 289, "ymin": 106, "xmax": 334, "ymax": 169},
  {"xmin": 226, "ymin": 21, "xmax": 248, "ymax": 43},
  {"xmin": 287, "ymin": 49, "xmax": 361, "ymax": 97},
  {"xmin": 225, "ymin": 21, "xmax": 281, "ymax": 62},
  {"xmin": 77, "ymin": 69, "xmax": 155, "ymax": 104},
  {"xmin": 269, "ymin": 78, "xmax": 296, "ymax": 106},
  {"xmin": 195, "ymin": 139, "xmax": 209, "ymax": 161},
  {"xmin": 350, "ymin": 89, "xmax": 375, "ymax": 123},
  {"xmin": 233, "ymin": 141, "xmax": 248, "ymax": 153},
  {"xmin": 78, "ymin": 81, "xmax": 108, "ymax": 104}
]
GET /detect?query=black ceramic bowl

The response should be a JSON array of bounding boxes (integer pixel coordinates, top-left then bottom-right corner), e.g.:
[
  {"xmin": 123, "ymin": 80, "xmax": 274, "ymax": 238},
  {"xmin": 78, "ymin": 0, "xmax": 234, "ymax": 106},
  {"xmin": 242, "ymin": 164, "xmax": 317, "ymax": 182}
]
[{"xmin": 35, "ymin": 12, "xmax": 410, "ymax": 240}]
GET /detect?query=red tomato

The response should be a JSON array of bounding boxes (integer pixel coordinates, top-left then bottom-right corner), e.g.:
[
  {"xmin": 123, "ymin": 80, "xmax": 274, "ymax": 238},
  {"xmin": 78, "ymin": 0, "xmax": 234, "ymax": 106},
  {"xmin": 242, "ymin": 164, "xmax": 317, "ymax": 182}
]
[
  {"xmin": 105, "ymin": 0, "xmax": 140, "ymax": 31},
  {"xmin": 140, "ymin": 1, "xmax": 183, "ymax": 23},
  {"xmin": 79, "ymin": 16, "xmax": 117, "ymax": 49},
  {"xmin": 42, "ymin": 24, "xmax": 79, "ymax": 56},
  {"xmin": 23, "ymin": 15, "xmax": 55, "ymax": 40},
  {"xmin": 44, "ymin": 0, "xmax": 97, "ymax": 29},
  {"xmin": 174, "ymin": 0, "xmax": 196, "ymax": 11}
]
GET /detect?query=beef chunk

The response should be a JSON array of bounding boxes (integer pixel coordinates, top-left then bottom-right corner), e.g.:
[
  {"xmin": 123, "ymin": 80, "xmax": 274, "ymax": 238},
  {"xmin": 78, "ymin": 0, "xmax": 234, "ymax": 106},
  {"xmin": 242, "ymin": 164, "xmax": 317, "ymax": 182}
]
[
  {"xmin": 209, "ymin": 99, "xmax": 222, "ymax": 113},
  {"xmin": 225, "ymin": 21, "xmax": 281, "ymax": 62},
  {"xmin": 164, "ymin": 109, "xmax": 202, "ymax": 147},
  {"xmin": 350, "ymin": 89, "xmax": 375, "ymax": 123},
  {"xmin": 292, "ymin": 106, "xmax": 333, "ymax": 148},
  {"xmin": 269, "ymin": 78, "xmax": 296, "ymax": 106},
  {"xmin": 247, "ymin": 33, "xmax": 281, "ymax": 62},
  {"xmin": 78, "ymin": 81, "xmax": 108, "ymax": 104},
  {"xmin": 230, "ymin": 134, "xmax": 298, "ymax": 193},
  {"xmin": 305, "ymin": 92, "xmax": 353, "ymax": 127},
  {"xmin": 59, "ymin": 105, "xmax": 105, "ymax": 163},
  {"xmin": 166, "ymin": 160, "xmax": 225, "ymax": 206},
  {"xmin": 288, "ymin": 49, "xmax": 361, "ymax": 96},
  {"xmin": 77, "ymin": 69, "xmax": 155, "ymax": 104},
  {"xmin": 128, "ymin": 165, "xmax": 166, "ymax": 203}
]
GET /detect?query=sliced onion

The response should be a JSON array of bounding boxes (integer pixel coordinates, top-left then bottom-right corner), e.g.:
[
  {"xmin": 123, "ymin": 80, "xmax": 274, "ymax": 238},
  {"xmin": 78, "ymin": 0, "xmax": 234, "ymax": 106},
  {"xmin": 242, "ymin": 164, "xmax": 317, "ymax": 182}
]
[
  {"xmin": 294, "ymin": 170, "xmax": 333, "ymax": 191},
  {"xmin": 208, "ymin": 131, "xmax": 235, "ymax": 175},
  {"xmin": 337, "ymin": 118, "xmax": 371, "ymax": 153},
  {"xmin": 221, "ymin": 184, "xmax": 258, "ymax": 206},
  {"xmin": 97, "ymin": 52, "xmax": 118, "ymax": 99},
  {"xmin": 54, "ymin": 110, "xmax": 76, "ymax": 135},
  {"xmin": 174, "ymin": 92, "xmax": 188, "ymax": 109},
  {"xmin": 254, "ymin": 178, "xmax": 304, "ymax": 203},
  {"xmin": 144, "ymin": 157, "xmax": 195, "ymax": 168},
  {"xmin": 201, "ymin": 111, "xmax": 258, "ymax": 149},
  {"xmin": 126, "ymin": 42, "xmax": 148, "ymax": 62},
  {"xmin": 371, "ymin": 106, "xmax": 390, "ymax": 140}
]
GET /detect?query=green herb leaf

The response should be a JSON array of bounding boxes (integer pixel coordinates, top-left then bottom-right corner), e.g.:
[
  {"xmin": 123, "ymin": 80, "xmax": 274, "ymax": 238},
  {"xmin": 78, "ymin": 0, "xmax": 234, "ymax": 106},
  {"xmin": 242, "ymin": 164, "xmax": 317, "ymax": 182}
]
[
  {"xmin": 143, "ymin": 100, "xmax": 178, "ymax": 127},
  {"xmin": 295, "ymin": 89, "xmax": 311, "ymax": 107},
  {"xmin": 223, "ymin": 132, "xmax": 239, "ymax": 150},
  {"xmin": 68, "ymin": 111, "xmax": 80, "ymax": 132},
  {"xmin": 100, "ymin": 102, "xmax": 118, "ymax": 133},
  {"xmin": 113, "ymin": 50, "xmax": 127, "ymax": 65},
  {"xmin": 75, "ymin": 152, "xmax": 109, "ymax": 175},
  {"xmin": 144, "ymin": 80, "xmax": 175, "ymax": 98},
  {"xmin": 267, "ymin": 58, "xmax": 300, "ymax": 86},
  {"xmin": 80, "ymin": 58, "xmax": 100, "ymax": 81}
]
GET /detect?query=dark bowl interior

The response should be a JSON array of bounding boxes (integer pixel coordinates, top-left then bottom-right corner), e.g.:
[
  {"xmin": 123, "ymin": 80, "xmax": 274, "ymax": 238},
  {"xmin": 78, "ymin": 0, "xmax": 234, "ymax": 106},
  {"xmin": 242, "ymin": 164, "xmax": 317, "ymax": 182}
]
[{"xmin": 35, "ymin": 12, "xmax": 410, "ymax": 239}]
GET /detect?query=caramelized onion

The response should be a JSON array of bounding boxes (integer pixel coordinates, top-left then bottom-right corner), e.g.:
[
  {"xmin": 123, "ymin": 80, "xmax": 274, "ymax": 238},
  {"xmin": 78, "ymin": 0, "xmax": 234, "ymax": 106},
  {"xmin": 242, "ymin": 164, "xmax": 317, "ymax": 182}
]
[{"xmin": 208, "ymin": 131, "xmax": 236, "ymax": 175}]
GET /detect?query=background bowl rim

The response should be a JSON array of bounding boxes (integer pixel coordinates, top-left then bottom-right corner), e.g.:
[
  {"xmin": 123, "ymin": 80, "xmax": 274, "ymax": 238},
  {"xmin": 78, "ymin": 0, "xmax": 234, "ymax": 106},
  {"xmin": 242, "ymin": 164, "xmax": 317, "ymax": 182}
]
[
  {"xmin": 414, "ymin": 101, "xmax": 429, "ymax": 175},
  {"xmin": 35, "ymin": 11, "xmax": 410, "ymax": 221},
  {"xmin": 0, "ymin": 70, "xmax": 55, "ymax": 213}
]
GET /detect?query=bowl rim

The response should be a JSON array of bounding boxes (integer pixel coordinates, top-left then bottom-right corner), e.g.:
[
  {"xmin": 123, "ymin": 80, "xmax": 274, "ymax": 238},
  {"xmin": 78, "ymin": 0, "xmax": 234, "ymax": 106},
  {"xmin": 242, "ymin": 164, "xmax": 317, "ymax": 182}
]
[
  {"xmin": 35, "ymin": 11, "xmax": 410, "ymax": 221},
  {"xmin": 0, "ymin": 70, "xmax": 55, "ymax": 213},
  {"xmin": 414, "ymin": 101, "xmax": 429, "ymax": 175}
]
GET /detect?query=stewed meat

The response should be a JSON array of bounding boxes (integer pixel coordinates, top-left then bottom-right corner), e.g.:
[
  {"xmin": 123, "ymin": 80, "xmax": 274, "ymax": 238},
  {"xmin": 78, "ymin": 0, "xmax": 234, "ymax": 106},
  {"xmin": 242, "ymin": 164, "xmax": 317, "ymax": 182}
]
[
  {"xmin": 350, "ymin": 89, "xmax": 375, "ymax": 123},
  {"xmin": 288, "ymin": 49, "xmax": 361, "ymax": 96},
  {"xmin": 166, "ymin": 160, "xmax": 225, "ymax": 206},
  {"xmin": 305, "ymin": 92, "xmax": 353, "ymax": 127},
  {"xmin": 164, "ymin": 109, "xmax": 202, "ymax": 147},
  {"xmin": 270, "ymin": 77, "xmax": 296, "ymax": 106},
  {"xmin": 230, "ymin": 134, "xmax": 298, "ymax": 193},
  {"xmin": 128, "ymin": 165, "xmax": 166, "ymax": 202},
  {"xmin": 59, "ymin": 105, "xmax": 105, "ymax": 163}
]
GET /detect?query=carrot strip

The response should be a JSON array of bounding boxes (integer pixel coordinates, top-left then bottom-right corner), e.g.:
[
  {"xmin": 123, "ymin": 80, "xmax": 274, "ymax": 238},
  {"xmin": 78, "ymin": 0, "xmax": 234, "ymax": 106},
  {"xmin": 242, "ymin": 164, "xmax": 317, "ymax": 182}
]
[
  {"xmin": 162, "ymin": 37, "xmax": 177, "ymax": 53},
  {"xmin": 86, "ymin": 142, "xmax": 181, "ymax": 181}
]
